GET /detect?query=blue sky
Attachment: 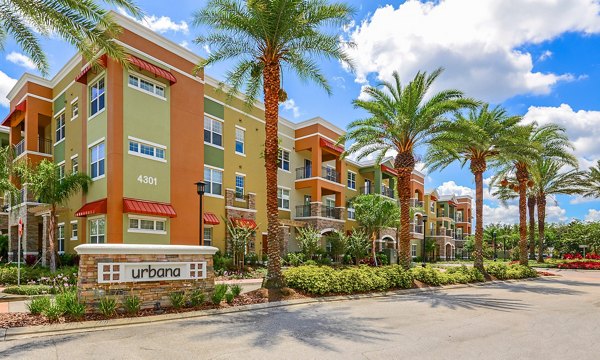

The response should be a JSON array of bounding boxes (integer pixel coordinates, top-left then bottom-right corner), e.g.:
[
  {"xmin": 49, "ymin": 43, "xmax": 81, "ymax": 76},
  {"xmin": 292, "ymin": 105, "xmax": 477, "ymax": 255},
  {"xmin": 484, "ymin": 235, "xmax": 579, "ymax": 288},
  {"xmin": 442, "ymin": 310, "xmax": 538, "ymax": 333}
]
[{"xmin": 1, "ymin": 0, "xmax": 600, "ymax": 224}]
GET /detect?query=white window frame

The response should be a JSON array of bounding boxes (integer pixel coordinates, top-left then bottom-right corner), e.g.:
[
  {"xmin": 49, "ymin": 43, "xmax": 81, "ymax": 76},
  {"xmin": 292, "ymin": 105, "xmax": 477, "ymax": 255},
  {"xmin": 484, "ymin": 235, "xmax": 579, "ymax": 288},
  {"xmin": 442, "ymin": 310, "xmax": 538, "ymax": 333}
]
[
  {"xmin": 235, "ymin": 173, "xmax": 245, "ymax": 199},
  {"xmin": 89, "ymin": 75, "xmax": 106, "ymax": 119},
  {"xmin": 347, "ymin": 171, "xmax": 356, "ymax": 190},
  {"xmin": 347, "ymin": 207, "xmax": 356, "ymax": 221},
  {"xmin": 277, "ymin": 187, "xmax": 290, "ymax": 210},
  {"xmin": 325, "ymin": 198, "xmax": 335, "ymax": 209},
  {"xmin": 70, "ymin": 220, "xmax": 78, "ymax": 240},
  {"xmin": 89, "ymin": 140, "xmax": 105, "ymax": 180},
  {"xmin": 71, "ymin": 154, "xmax": 79, "ymax": 174},
  {"xmin": 57, "ymin": 223, "xmax": 65, "ymax": 254},
  {"xmin": 204, "ymin": 165, "xmax": 223, "ymax": 197},
  {"xmin": 204, "ymin": 115, "xmax": 223, "ymax": 149},
  {"xmin": 127, "ymin": 72, "xmax": 166, "ymax": 100},
  {"xmin": 203, "ymin": 227, "xmax": 213, "ymax": 246},
  {"xmin": 71, "ymin": 97, "xmax": 79, "ymax": 121},
  {"xmin": 278, "ymin": 149, "xmax": 290, "ymax": 172},
  {"xmin": 89, "ymin": 216, "xmax": 105, "ymax": 244},
  {"xmin": 57, "ymin": 161, "xmax": 65, "ymax": 181},
  {"xmin": 55, "ymin": 112, "xmax": 66, "ymax": 145},
  {"xmin": 411, "ymin": 243, "xmax": 417, "ymax": 258},
  {"xmin": 235, "ymin": 126, "xmax": 245, "ymax": 155},
  {"xmin": 127, "ymin": 136, "xmax": 167, "ymax": 163},
  {"xmin": 127, "ymin": 215, "xmax": 167, "ymax": 235}
]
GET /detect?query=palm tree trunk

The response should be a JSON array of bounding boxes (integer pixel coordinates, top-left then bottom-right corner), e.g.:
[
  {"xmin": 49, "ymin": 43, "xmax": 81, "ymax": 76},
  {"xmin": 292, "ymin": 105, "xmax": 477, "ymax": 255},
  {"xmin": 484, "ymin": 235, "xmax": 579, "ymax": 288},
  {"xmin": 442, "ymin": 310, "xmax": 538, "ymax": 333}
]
[
  {"xmin": 516, "ymin": 164, "xmax": 529, "ymax": 266},
  {"xmin": 262, "ymin": 61, "xmax": 283, "ymax": 289},
  {"xmin": 537, "ymin": 193, "xmax": 546, "ymax": 263},
  {"xmin": 49, "ymin": 205, "xmax": 57, "ymax": 273},
  {"xmin": 528, "ymin": 196, "xmax": 536, "ymax": 260},
  {"xmin": 473, "ymin": 170, "xmax": 485, "ymax": 272},
  {"xmin": 395, "ymin": 151, "xmax": 415, "ymax": 270}
]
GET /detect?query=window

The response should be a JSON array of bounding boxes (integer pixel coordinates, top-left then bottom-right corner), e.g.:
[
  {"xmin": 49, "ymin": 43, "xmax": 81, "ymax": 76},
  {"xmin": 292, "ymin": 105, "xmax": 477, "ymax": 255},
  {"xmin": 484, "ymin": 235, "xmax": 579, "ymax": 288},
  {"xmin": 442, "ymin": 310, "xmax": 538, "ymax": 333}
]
[
  {"xmin": 347, "ymin": 207, "xmax": 356, "ymax": 220},
  {"xmin": 277, "ymin": 187, "xmax": 290, "ymax": 210},
  {"xmin": 58, "ymin": 224, "xmax": 65, "ymax": 253},
  {"xmin": 71, "ymin": 221, "xmax": 78, "ymax": 240},
  {"xmin": 430, "ymin": 201, "xmax": 435, "ymax": 213},
  {"xmin": 58, "ymin": 162, "xmax": 65, "ymax": 181},
  {"xmin": 325, "ymin": 198, "xmax": 335, "ymax": 208},
  {"xmin": 90, "ymin": 77, "xmax": 105, "ymax": 117},
  {"xmin": 411, "ymin": 243, "xmax": 417, "ymax": 258},
  {"xmin": 235, "ymin": 128, "xmax": 245, "ymax": 154},
  {"xmin": 347, "ymin": 171, "xmax": 356, "ymax": 190},
  {"xmin": 235, "ymin": 175, "xmax": 245, "ymax": 199},
  {"xmin": 204, "ymin": 167, "xmax": 223, "ymax": 196},
  {"xmin": 90, "ymin": 142, "xmax": 105, "ymax": 179},
  {"xmin": 72, "ymin": 156, "xmax": 78, "ymax": 174},
  {"xmin": 204, "ymin": 116, "xmax": 223, "ymax": 147},
  {"xmin": 278, "ymin": 149, "xmax": 290, "ymax": 171},
  {"xmin": 128, "ymin": 138, "xmax": 166, "ymax": 162},
  {"xmin": 128, "ymin": 216, "xmax": 167, "ymax": 234},
  {"xmin": 128, "ymin": 74, "xmax": 166, "ymax": 98},
  {"xmin": 55, "ymin": 113, "xmax": 65, "ymax": 142},
  {"xmin": 89, "ymin": 218, "xmax": 105, "ymax": 244},
  {"xmin": 457, "ymin": 211, "xmax": 463, "ymax": 222},
  {"xmin": 204, "ymin": 227, "xmax": 212, "ymax": 246},
  {"xmin": 71, "ymin": 100, "xmax": 79, "ymax": 120}
]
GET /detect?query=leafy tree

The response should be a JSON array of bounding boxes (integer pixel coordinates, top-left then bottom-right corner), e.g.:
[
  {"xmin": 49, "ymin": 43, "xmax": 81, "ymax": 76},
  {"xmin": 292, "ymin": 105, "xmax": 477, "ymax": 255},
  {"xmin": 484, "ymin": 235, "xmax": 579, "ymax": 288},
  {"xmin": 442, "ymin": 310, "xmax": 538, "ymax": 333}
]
[
  {"xmin": 327, "ymin": 230, "xmax": 348, "ymax": 263},
  {"xmin": 345, "ymin": 229, "xmax": 369, "ymax": 265},
  {"xmin": 342, "ymin": 69, "xmax": 476, "ymax": 269},
  {"xmin": 225, "ymin": 218, "xmax": 256, "ymax": 270},
  {"xmin": 296, "ymin": 226, "xmax": 321, "ymax": 260},
  {"xmin": 427, "ymin": 104, "xmax": 525, "ymax": 271},
  {"xmin": 0, "ymin": 0, "xmax": 142, "ymax": 76},
  {"xmin": 352, "ymin": 194, "xmax": 399, "ymax": 264},
  {"xmin": 15, "ymin": 160, "xmax": 91, "ymax": 272},
  {"xmin": 193, "ymin": 0, "xmax": 354, "ymax": 288}
]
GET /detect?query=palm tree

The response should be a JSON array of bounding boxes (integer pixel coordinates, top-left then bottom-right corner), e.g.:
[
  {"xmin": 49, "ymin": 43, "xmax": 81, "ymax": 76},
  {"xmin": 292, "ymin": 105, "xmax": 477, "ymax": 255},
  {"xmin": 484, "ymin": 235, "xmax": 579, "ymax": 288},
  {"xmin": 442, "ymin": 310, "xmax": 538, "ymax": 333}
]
[
  {"xmin": 193, "ymin": 0, "xmax": 354, "ymax": 288},
  {"xmin": 426, "ymin": 104, "xmax": 525, "ymax": 272},
  {"xmin": 15, "ymin": 160, "xmax": 91, "ymax": 272},
  {"xmin": 1, "ymin": 0, "xmax": 142, "ymax": 76},
  {"xmin": 352, "ymin": 194, "xmax": 399, "ymax": 264},
  {"xmin": 531, "ymin": 159, "xmax": 583, "ymax": 262},
  {"xmin": 341, "ymin": 69, "xmax": 476, "ymax": 269},
  {"xmin": 582, "ymin": 160, "xmax": 600, "ymax": 198},
  {"xmin": 494, "ymin": 124, "xmax": 575, "ymax": 265},
  {"xmin": 0, "ymin": 146, "xmax": 17, "ymax": 201}
]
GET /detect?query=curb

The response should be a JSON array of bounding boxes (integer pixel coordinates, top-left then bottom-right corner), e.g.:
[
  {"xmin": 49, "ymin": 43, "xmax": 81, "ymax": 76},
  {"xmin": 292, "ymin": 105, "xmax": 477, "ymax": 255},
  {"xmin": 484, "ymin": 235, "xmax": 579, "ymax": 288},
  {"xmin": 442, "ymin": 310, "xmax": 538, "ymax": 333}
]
[{"xmin": 1, "ymin": 277, "xmax": 545, "ymax": 341}]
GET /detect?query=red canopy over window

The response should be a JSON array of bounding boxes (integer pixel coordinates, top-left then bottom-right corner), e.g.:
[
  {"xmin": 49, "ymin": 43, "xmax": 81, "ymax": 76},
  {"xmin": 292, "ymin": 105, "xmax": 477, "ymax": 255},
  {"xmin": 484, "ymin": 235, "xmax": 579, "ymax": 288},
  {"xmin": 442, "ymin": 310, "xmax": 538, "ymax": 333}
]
[
  {"xmin": 203, "ymin": 212, "xmax": 220, "ymax": 225},
  {"xmin": 123, "ymin": 198, "xmax": 177, "ymax": 218},
  {"xmin": 75, "ymin": 55, "xmax": 107, "ymax": 84},
  {"xmin": 128, "ymin": 55, "xmax": 177, "ymax": 84},
  {"xmin": 319, "ymin": 138, "xmax": 344, "ymax": 154},
  {"xmin": 1, "ymin": 100, "xmax": 26, "ymax": 126},
  {"xmin": 75, "ymin": 198, "xmax": 107, "ymax": 217},
  {"xmin": 230, "ymin": 217, "xmax": 257, "ymax": 229}
]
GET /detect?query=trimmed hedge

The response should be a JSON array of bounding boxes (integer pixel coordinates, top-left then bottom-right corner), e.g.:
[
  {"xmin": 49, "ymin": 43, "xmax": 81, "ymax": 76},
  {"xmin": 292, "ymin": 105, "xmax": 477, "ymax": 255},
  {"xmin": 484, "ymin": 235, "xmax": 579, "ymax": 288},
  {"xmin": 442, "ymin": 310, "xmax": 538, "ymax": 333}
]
[
  {"xmin": 283, "ymin": 265, "xmax": 413, "ymax": 295},
  {"xmin": 485, "ymin": 263, "xmax": 538, "ymax": 280}
]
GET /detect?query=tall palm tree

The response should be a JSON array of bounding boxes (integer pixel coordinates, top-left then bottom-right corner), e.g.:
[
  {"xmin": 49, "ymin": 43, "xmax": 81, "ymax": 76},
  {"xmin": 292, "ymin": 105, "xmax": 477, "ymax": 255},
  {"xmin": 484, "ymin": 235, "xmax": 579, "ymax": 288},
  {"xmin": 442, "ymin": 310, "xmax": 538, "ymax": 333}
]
[
  {"xmin": 15, "ymin": 160, "xmax": 91, "ymax": 272},
  {"xmin": 494, "ymin": 123, "xmax": 575, "ymax": 265},
  {"xmin": 341, "ymin": 69, "xmax": 476, "ymax": 269},
  {"xmin": 531, "ymin": 159, "xmax": 583, "ymax": 262},
  {"xmin": 582, "ymin": 160, "xmax": 600, "ymax": 198},
  {"xmin": 426, "ymin": 104, "xmax": 525, "ymax": 272},
  {"xmin": 1, "ymin": 0, "xmax": 142, "ymax": 76},
  {"xmin": 352, "ymin": 194, "xmax": 399, "ymax": 264},
  {"xmin": 193, "ymin": 0, "xmax": 354, "ymax": 288}
]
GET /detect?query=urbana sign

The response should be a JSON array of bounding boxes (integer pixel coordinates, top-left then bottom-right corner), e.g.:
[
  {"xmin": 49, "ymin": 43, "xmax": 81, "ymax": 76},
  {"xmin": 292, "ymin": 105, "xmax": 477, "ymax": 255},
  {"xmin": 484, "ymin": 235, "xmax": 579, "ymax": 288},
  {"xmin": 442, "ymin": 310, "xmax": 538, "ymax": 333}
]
[{"xmin": 97, "ymin": 262, "xmax": 207, "ymax": 284}]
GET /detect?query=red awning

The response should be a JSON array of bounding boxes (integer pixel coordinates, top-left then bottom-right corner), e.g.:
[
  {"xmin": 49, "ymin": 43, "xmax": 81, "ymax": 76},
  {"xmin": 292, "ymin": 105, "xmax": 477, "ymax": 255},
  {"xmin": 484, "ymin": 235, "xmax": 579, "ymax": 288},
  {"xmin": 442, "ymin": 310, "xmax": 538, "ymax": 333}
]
[
  {"xmin": 128, "ymin": 55, "xmax": 177, "ymax": 84},
  {"xmin": 319, "ymin": 138, "xmax": 344, "ymax": 154},
  {"xmin": 1, "ymin": 100, "xmax": 26, "ymax": 126},
  {"xmin": 203, "ymin": 212, "xmax": 220, "ymax": 225},
  {"xmin": 75, "ymin": 198, "xmax": 107, "ymax": 217},
  {"xmin": 381, "ymin": 165, "xmax": 398, "ymax": 176},
  {"xmin": 230, "ymin": 217, "xmax": 258, "ymax": 229},
  {"xmin": 123, "ymin": 198, "xmax": 177, "ymax": 218},
  {"xmin": 75, "ymin": 55, "xmax": 107, "ymax": 84}
]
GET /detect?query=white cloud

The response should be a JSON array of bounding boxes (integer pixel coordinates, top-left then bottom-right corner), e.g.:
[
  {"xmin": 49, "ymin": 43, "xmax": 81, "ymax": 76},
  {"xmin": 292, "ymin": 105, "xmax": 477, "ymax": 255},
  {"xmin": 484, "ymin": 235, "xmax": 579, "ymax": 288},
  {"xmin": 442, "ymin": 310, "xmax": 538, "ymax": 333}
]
[
  {"xmin": 202, "ymin": 44, "xmax": 212, "ymax": 55},
  {"xmin": 6, "ymin": 52, "xmax": 36, "ymax": 70},
  {"xmin": 344, "ymin": 0, "xmax": 600, "ymax": 102},
  {"xmin": 117, "ymin": 8, "xmax": 188, "ymax": 34},
  {"xmin": 523, "ymin": 104, "xmax": 600, "ymax": 169},
  {"xmin": 570, "ymin": 195, "xmax": 600, "ymax": 205},
  {"xmin": 179, "ymin": 41, "xmax": 190, "ymax": 49},
  {"xmin": 0, "ymin": 70, "xmax": 18, "ymax": 108},
  {"xmin": 332, "ymin": 76, "xmax": 346, "ymax": 89},
  {"xmin": 585, "ymin": 209, "xmax": 600, "ymax": 221},
  {"xmin": 280, "ymin": 99, "xmax": 300, "ymax": 118},
  {"xmin": 483, "ymin": 203, "xmax": 568, "ymax": 225},
  {"xmin": 538, "ymin": 50, "xmax": 553, "ymax": 62}
]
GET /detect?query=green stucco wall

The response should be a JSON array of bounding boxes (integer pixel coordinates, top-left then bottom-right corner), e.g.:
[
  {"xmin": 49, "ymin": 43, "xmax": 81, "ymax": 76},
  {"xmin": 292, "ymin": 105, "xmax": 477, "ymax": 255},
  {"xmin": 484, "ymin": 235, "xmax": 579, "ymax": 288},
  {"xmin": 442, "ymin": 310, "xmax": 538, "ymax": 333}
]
[
  {"xmin": 204, "ymin": 144, "xmax": 224, "ymax": 168},
  {"xmin": 205, "ymin": 97, "xmax": 224, "ymax": 119}
]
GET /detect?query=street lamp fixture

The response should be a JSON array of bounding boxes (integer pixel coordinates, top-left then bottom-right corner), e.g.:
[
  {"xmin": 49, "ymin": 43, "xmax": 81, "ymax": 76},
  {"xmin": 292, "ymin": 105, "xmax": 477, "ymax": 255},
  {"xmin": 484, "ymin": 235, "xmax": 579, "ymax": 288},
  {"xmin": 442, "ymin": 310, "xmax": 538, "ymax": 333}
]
[
  {"xmin": 195, "ymin": 181, "xmax": 206, "ymax": 246},
  {"xmin": 422, "ymin": 215, "xmax": 428, "ymax": 268},
  {"xmin": 493, "ymin": 230, "xmax": 497, "ymax": 261}
]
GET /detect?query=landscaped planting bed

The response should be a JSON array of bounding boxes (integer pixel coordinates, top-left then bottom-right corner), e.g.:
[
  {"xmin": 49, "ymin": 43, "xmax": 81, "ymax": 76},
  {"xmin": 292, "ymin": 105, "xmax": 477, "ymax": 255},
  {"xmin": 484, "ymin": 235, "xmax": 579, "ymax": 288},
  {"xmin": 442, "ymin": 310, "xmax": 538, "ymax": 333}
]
[{"xmin": 557, "ymin": 261, "xmax": 600, "ymax": 270}]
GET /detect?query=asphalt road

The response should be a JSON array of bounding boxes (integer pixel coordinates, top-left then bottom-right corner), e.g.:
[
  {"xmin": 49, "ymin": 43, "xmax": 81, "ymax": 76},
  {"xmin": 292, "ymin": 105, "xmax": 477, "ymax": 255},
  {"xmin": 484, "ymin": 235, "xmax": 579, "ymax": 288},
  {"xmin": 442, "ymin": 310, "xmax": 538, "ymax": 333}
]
[{"xmin": 1, "ymin": 269, "xmax": 599, "ymax": 360}]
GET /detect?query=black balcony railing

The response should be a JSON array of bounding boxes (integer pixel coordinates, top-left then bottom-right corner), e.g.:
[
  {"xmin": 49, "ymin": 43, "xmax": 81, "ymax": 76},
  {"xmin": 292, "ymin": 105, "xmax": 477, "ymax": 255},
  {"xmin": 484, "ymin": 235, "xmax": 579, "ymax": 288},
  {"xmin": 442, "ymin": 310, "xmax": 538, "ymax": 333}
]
[
  {"xmin": 381, "ymin": 186, "xmax": 394, "ymax": 198},
  {"xmin": 39, "ymin": 137, "xmax": 52, "ymax": 154},
  {"xmin": 321, "ymin": 206, "xmax": 342, "ymax": 219},
  {"xmin": 296, "ymin": 166, "xmax": 340, "ymax": 183},
  {"xmin": 295, "ymin": 205, "xmax": 312, "ymax": 218}
]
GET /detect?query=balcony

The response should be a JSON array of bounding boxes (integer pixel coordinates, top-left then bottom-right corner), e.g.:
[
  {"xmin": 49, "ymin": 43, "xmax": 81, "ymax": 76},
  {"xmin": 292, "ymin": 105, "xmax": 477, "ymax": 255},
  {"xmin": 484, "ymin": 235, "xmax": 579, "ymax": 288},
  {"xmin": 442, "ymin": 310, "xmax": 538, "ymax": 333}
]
[
  {"xmin": 381, "ymin": 185, "xmax": 394, "ymax": 198},
  {"xmin": 295, "ymin": 205, "xmax": 312, "ymax": 218},
  {"xmin": 321, "ymin": 206, "xmax": 342, "ymax": 220},
  {"xmin": 296, "ymin": 166, "xmax": 340, "ymax": 183},
  {"xmin": 14, "ymin": 139, "xmax": 25, "ymax": 157},
  {"xmin": 410, "ymin": 223, "xmax": 424, "ymax": 234},
  {"xmin": 13, "ymin": 137, "xmax": 52, "ymax": 158},
  {"xmin": 360, "ymin": 185, "xmax": 395, "ymax": 198},
  {"xmin": 410, "ymin": 198, "xmax": 424, "ymax": 208}
]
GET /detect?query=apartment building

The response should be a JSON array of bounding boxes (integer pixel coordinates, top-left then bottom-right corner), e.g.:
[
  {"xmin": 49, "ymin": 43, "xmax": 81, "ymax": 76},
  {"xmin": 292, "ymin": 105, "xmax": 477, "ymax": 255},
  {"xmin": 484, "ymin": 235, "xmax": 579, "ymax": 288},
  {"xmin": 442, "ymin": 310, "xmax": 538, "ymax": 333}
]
[{"xmin": 3, "ymin": 11, "xmax": 471, "ymax": 263}]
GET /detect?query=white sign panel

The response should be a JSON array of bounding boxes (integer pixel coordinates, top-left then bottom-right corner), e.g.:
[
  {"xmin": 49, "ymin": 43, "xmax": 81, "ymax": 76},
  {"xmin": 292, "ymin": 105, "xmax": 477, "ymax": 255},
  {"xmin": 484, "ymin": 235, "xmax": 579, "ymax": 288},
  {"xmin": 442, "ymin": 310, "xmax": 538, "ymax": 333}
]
[{"xmin": 98, "ymin": 262, "xmax": 207, "ymax": 284}]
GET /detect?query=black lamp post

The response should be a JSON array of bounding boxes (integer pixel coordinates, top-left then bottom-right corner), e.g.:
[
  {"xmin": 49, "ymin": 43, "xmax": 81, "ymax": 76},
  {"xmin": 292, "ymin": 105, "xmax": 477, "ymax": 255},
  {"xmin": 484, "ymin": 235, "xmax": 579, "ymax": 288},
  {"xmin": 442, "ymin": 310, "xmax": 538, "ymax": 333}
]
[
  {"xmin": 422, "ymin": 215, "xmax": 428, "ymax": 268},
  {"xmin": 503, "ymin": 236, "xmax": 506, "ymax": 261},
  {"xmin": 493, "ymin": 230, "xmax": 497, "ymax": 261},
  {"xmin": 195, "ymin": 181, "xmax": 206, "ymax": 246}
]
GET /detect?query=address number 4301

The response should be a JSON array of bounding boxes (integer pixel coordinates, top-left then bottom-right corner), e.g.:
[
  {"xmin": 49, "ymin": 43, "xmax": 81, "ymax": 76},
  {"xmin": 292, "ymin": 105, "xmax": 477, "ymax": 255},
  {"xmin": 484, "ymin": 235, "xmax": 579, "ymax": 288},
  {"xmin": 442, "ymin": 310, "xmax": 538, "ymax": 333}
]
[{"xmin": 137, "ymin": 175, "xmax": 158, "ymax": 185}]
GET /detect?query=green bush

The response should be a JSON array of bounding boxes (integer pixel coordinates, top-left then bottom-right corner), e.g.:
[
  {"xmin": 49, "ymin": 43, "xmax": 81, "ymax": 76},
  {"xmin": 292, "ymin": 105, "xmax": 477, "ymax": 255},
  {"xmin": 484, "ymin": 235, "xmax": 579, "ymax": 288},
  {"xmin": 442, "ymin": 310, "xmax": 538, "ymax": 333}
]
[
  {"xmin": 188, "ymin": 289, "xmax": 206, "ymax": 307},
  {"xmin": 55, "ymin": 291, "xmax": 85, "ymax": 319},
  {"xmin": 444, "ymin": 266, "xmax": 485, "ymax": 284},
  {"xmin": 212, "ymin": 284, "xmax": 228, "ymax": 305},
  {"xmin": 485, "ymin": 263, "xmax": 509, "ymax": 279},
  {"xmin": 303, "ymin": 260, "xmax": 317, "ymax": 266},
  {"xmin": 411, "ymin": 266, "xmax": 442, "ymax": 286},
  {"xmin": 213, "ymin": 251, "xmax": 234, "ymax": 274},
  {"xmin": 98, "ymin": 296, "xmax": 118, "ymax": 317},
  {"xmin": 169, "ymin": 291, "xmax": 185, "ymax": 309},
  {"xmin": 283, "ymin": 265, "xmax": 413, "ymax": 295},
  {"xmin": 230, "ymin": 284, "xmax": 242, "ymax": 297},
  {"xmin": 317, "ymin": 257, "xmax": 332, "ymax": 266},
  {"xmin": 0, "ymin": 264, "xmax": 78, "ymax": 287},
  {"xmin": 225, "ymin": 292, "xmax": 235, "ymax": 304},
  {"xmin": 284, "ymin": 252, "xmax": 305, "ymax": 266},
  {"xmin": 124, "ymin": 295, "xmax": 141, "ymax": 315},
  {"xmin": 43, "ymin": 303, "xmax": 64, "ymax": 322},
  {"xmin": 376, "ymin": 253, "xmax": 389, "ymax": 266},
  {"xmin": 484, "ymin": 263, "xmax": 538, "ymax": 280},
  {"xmin": 27, "ymin": 296, "xmax": 51, "ymax": 315},
  {"xmin": 3, "ymin": 284, "xmax": 54, "ymax": 295}
]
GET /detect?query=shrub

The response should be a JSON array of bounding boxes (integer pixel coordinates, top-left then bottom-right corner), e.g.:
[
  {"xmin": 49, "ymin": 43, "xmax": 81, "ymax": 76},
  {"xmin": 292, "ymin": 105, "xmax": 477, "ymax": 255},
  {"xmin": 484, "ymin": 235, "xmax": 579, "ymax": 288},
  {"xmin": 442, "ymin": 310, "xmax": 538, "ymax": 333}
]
[
  {"xmin": 225, "ymin": 292, "xmax": 235, "ymax": 304},
  {"xmin": 58, "ymin": 253, "xmax": 80, "ymax": 267},
  {"xmin": 55, "ymin": 291, "xmax": 85, "ymax": 319},
  {"xmin": 212, "ymin": 284, "xmax": 228, "ymax": 305},
  {"xmin": 411, "ymin": 266, "xmax": 442, "ymax": 286},
  {"xmin": 213, "ymin": 251, "xmax": 234, "ymax": 274},
  {"xmin": 485, "ymin": 263, "xmax": 509, "ymax": 280},
  {"xmin": 188, "ymin": 289, "xmax": 206, "ymax": 307},
  {"xmin": 303, "ymin": 260, "xmax": 317, "ymax": 266},
  {"xmin": 318, "ymin": 257, "xmax": 332, "ymax": 266},
  {"xmin": 376, "ymin": 253, "xmax": 389, "ymax": 266},
  {"xmin": 245, "ymin": 252, "xmax": 259, "ymax": 266},
  {"xmin": 43, "ymin": 303, "xmax": 64, "ymax": 322},
  {"xmin": 230, "ymin": 284, "xmax": 242, "ymax": 297},
  {"xmin": 297, "ymin": 226, "xmax": 321, "ymax": 260},
  {"xmin": 169, "ymin": 291, "xmax": 186, "ymax": 309},
  {"xmin": 124, "ymin": 295, "xmax": 141, "ymax": 315},
  {"xmin": 98, "ymin": 296, "xmax": 118, "ymax": 317},
  {"xmin": 444, "ymin": 266, "xmax": 485, "ymax": 284},
  {"xmin": 27, "ymin": 296, "xmax": 51, "ymax": 315},
  {"xmin": 4, "ymin": 284, "xmax": 53, "ymax": 295},
  {"xmin": 485, "ymin": 263, "xmax": 538, "ymax": 279},
  {"xmin": 285, "ymin": 253, "xmax": 305, "ymax": 267},
  {"xmin": 557, "ymin": 261, "xmax": 600, "ymax": 270}
]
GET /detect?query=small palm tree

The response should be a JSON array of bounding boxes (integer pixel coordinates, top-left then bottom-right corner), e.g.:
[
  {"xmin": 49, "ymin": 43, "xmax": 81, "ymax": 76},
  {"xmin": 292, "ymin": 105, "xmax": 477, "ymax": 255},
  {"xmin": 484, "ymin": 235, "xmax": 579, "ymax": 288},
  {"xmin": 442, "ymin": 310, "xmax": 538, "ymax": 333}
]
[
  {"xmin": 0, "ymin": 0, "xmax": 142, "ymax": 76},
  {"xmin": 15, "ymin": 160, "xmax": 91, "ymax": 272},
  {"xmin": 193, "ymin": 0, "xmax": 354, "ymax": 288},
  {"xmin": 0, "ymin": 146, "xmax": 17, "ymax": 201},
  {"xmin": 582, "ymin": 160, "xmax": 600, "ymax": 198},
  {"xmin": 426, "ymin": 104, "xmax": 525, "ymax": 272},
  {"xmin": 341, "ymin": 69, "xmax": 476, "ymax": 269}
]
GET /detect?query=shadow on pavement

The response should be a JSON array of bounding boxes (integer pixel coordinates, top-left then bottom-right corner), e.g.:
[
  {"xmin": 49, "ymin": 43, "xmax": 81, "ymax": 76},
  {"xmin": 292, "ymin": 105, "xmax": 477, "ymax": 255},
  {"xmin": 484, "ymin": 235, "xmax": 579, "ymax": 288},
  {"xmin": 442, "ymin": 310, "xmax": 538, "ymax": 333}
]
[
  {"xmin": 0, "ymin": 335, "xmax": 78, "ymax": 358},
  {"xmin": 383, "ymin": 292, "xmax": 530, "ymax": 312},
  {"xmin": 484, "ymin": 281, "xmax": 586, "ymax": 295},
  {"xmin": 177, "ymin": 304, "xmax": 391, "ymax": 352}
]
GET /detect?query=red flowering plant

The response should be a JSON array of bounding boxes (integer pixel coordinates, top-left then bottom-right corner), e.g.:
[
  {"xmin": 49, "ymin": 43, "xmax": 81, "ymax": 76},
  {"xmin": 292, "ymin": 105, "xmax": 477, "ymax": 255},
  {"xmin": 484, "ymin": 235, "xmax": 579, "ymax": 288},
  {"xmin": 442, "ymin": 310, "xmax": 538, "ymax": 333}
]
[
  {"xmin": 563, "ymin": 253, "xmax": 583, "ymax": 260},
  {"xmin": 585, "ymin": 253, "xmax": 600, "ymax": 260},
  {"xmin": 557, "ymin": 261, "xmax": 600, "ymax": 270}
]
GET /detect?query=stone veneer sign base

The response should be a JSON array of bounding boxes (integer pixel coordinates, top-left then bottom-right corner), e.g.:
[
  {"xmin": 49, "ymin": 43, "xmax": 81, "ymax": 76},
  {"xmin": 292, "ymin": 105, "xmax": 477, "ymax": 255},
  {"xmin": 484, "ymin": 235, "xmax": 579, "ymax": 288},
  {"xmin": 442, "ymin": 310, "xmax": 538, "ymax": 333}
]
[{"xmin": 75, "ymin": 244, "xmax": 219, "ymax": 311}]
